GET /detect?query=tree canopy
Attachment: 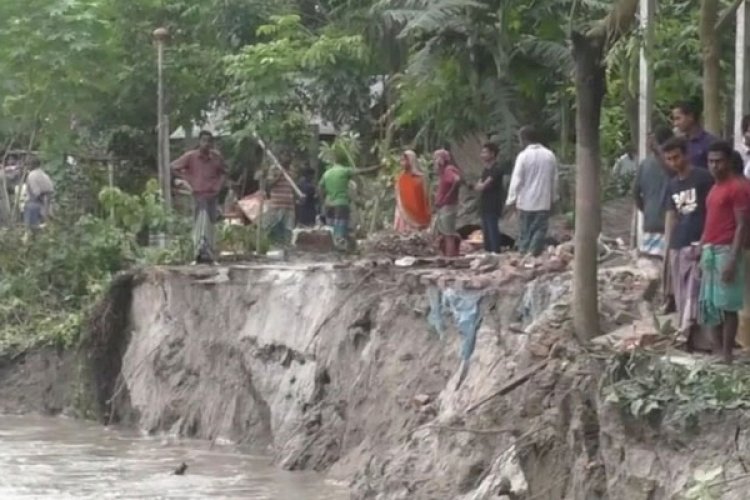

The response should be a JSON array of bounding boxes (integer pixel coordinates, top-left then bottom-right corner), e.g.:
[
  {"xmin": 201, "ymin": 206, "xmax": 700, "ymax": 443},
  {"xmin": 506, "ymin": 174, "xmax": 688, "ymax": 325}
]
[{"xmin": 0, "ymin": 0, "xmax": 736, "ymax": 169}]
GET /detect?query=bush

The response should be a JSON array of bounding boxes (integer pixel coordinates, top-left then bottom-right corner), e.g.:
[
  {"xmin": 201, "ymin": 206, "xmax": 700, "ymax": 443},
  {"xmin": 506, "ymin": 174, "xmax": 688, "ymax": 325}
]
[{"xmin": 0, "ymin": 183, "xmax": 192, "ymax": 354}]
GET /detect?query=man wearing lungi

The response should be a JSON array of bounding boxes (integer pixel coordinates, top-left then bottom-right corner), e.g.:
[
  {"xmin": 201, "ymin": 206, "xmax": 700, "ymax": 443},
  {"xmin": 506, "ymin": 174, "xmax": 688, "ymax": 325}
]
[
  {"xmin": 634, "ymin": 127, "xmax": 673, "ymax": 258},
  {"xmin": 700, "ymin": 141, "xmax": 750, "ymax": 363},
  {"xmin": 663, "ymin": 137, "xmax": 714, "ymax": 348},
  {"xmin": 432, "ymin": 149, "xmax": 462, "ymax": 257},
  {"xmin": 171, "ymin": 130, "xmax": 227, "ymax": 264}
]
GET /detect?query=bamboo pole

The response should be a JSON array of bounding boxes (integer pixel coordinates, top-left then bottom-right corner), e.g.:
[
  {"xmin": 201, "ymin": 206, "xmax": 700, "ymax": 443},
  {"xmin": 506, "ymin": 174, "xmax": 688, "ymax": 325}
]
[
  {"xmin": 0, "ymin": 135, "xmax": 18, "ymax": 226},
  {"xmin": 735, "ymin": 1, "xmax": 749, "ymax": 150},
  {"xmin": 633, "ymin": 0, "xmax": 655, "ymax": 249},
  {"xmin": 255, "ymin": 164, "xmax": 267, "ymax": 255}
]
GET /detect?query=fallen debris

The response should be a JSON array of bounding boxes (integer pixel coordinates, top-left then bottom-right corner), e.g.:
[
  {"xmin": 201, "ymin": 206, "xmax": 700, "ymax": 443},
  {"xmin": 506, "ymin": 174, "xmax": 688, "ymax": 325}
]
[
  {"xmin": 361, "ymin": 231, "xmax": 437, "ymax": 257},
  {"xmin": 292, "ymin": 227, "xmax": 335, "ymax": 253},
  {"xmin": 413, "ymin": 394, "xmax": 432, "ymax": 406}
]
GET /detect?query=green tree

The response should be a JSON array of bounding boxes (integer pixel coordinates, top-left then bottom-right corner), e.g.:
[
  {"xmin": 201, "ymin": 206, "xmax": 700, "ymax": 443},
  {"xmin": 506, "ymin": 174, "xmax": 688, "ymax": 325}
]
[
  {"xmin": 223, "ymin": 13, "xmax": 372, "ymax": 150},
  {"xmin": 375, "ymin": 0, "xmax": 572, "ymax": 153}
]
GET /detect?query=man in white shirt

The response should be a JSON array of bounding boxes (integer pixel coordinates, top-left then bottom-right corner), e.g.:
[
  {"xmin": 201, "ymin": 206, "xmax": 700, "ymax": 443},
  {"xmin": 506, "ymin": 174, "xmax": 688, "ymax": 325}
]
[
  {"xmin": 741, "ymin": 115, "xmax": 750, "ymax": 178},
  {"xmin": 612, "ymin": 146, "xmax": 637, "ymax": 178},
  {"xmin": 506, "ymin": 125, "xmax": 558, "ymax": 256},
  {"xmin": 22, "ymin": 156, "xmax": 55, "ymax": 232}
]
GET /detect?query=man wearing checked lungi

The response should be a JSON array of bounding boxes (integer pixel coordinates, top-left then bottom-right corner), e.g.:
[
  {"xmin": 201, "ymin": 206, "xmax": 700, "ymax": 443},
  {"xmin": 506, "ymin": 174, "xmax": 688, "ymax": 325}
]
[
  {"xmin": 171, "ymin": 130, "xmax": 227, "ymax": 264},
  {"xmin": 699, "ymin": 141, "xmax": 750, "ymax": 363}
]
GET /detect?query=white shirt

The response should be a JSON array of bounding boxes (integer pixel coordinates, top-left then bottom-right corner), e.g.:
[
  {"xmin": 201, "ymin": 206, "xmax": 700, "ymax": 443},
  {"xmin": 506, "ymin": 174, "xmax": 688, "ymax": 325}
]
[
  {"xmin": 26, "ymin": 169, "xmax": 54, "ymax": 199},
  {"xmin": 743, "ymin": 149, "xmax": 750, "ymax": 179},
  {"xmin": 15, "ymin": 183, "xmax": 28, "ymax": 205},
  {"xmin": 506, "ymin": 144, "xmax": 559, "ymax": 211},
  {"xmin": 612, "ymin": 153, "xmax": 636, "ymax": 177}
]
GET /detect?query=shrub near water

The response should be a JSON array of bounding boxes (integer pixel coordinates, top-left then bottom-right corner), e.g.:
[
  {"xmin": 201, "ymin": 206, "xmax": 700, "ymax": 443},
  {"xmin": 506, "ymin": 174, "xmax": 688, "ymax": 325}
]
[
  {"xmin": 0, "ymin": 182, "xmax": 192, "ymax": 355},
  {"xmin": 0, "ymin": 220, "xmax": 129, "ymax": 353}
]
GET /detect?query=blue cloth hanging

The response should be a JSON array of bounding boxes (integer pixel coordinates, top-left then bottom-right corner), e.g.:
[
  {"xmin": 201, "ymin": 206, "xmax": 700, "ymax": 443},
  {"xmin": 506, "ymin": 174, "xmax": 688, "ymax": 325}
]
[{"xmin": 427, "ymin": 286, "xmax": 482, "ymax": 362}]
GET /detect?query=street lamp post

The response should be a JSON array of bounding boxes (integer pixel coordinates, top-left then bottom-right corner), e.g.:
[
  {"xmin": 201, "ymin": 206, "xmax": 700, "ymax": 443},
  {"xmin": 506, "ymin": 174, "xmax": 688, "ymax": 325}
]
[{"xmin": 153, "ymin": 27, "xmax": 171, "ymax": 215}]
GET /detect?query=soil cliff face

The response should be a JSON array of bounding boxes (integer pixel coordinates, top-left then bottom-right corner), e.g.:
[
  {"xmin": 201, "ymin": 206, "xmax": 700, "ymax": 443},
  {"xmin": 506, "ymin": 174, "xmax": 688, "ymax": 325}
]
[{"xmin": 2, "ymin": 259, "xmax": 749, "ymax": 499}]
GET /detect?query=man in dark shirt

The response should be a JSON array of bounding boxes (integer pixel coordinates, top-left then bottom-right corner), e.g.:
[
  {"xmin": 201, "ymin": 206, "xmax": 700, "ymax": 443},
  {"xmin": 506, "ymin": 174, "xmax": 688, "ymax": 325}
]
[
  {"xmin": 671, "ymin": 100, "xmax": 717, "ymax": 169},
  {"xmin": 473, "ymin": 142, "xmax": 507, "ymax": 253},
  {"xmin": 662, "ymin": 136, "xmax": 714, "ymax": 346},
  {"xmin": 296, "ymin": 168, "xmax": 318, "ymax": 227}
]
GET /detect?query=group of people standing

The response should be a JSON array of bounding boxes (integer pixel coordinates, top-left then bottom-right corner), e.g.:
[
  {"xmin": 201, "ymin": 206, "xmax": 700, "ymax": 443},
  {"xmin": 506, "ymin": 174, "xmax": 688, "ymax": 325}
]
[
  {"xmin": 393, "ymin": 125, "xmax": 559, "ymax": 258},
  {"xmin": 171, "ymin": 126, "xmax": 560, "ymax": 262},
  {"xmin": 634, "ymin": 101, "xmax": 750, "ymax": 363}
]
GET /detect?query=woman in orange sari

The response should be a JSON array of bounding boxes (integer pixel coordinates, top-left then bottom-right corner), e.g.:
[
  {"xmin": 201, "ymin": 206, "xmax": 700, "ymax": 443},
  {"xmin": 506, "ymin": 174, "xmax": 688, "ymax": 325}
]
[{"xmin": 394, "ymin": 150, "xmax": 432, "ymax": 233}]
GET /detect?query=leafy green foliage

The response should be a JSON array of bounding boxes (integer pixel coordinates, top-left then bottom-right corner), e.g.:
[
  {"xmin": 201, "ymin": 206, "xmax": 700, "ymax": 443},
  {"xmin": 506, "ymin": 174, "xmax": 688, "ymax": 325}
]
[
  {"xmin": 99, "ymin": 179, "xmax": 171, "ymax": 233},
  {"xmin": 218, "ymin": 224, "xmax": 270, "ymax": 255},
  {"xmin": 602, "ymin": 352, "xmax": 750, "ymax": 430},
  {"xmin": 0, "ymin": 221, "xmax": 128, "ymax": 353},
  {"xmin": 319, "ymin": 132, "xmax": 363, "ymax": 167},
  {"xmin": 0, "ymin": 0, "xmax": 117, "ymax": 141},
  {"xmin": 224, "ymin": 14, "xmax": 372, "ymax": 150},
  {"xmin": 376, "ymin": 0, "xmax": 575, "ymax": 154},
  {"xmin": 0, "ymin": 183, "xmax": 192, "ymax": 355}
]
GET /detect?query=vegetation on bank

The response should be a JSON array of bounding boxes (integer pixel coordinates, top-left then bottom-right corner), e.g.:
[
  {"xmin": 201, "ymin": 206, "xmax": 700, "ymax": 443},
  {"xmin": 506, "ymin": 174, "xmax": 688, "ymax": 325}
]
[
  {"xmin": 603, "ymin": 351, "xmax": 750, "ymax": 430},
  {"xmin": 0, "ymin": 183, "xmax": 192, "ymax": 355}
]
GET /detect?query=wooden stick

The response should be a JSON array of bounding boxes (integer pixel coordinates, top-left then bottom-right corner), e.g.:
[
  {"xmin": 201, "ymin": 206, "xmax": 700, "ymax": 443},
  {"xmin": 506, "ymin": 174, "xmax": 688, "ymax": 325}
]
[
  {"xmin": 255, "ymin": 137, "xmax": 305, "ymax": 198},
  {"xmin": 465, "ymin": 359, "xmax": 549, "ymax": 413},
  {"xmin": 255, "ymin": 164, "xmax": 267, "ymax": 255},
  {"xmin": 420, "ymin": 424, "xmax": 517, "ymax": 435}
]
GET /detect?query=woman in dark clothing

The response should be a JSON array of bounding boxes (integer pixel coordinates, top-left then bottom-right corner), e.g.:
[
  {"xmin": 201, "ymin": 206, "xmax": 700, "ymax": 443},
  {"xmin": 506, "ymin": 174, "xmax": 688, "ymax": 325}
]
[{"xmin": 296, "ymin": 168, "xmax": 318, "ymax": 227}]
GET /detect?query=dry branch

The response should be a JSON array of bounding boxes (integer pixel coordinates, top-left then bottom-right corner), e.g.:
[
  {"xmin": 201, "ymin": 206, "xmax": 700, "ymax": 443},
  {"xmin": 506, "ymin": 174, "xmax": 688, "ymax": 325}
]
[{"xmin": 466, "ymin": 359, "xmax": 549, "ymax": 413}]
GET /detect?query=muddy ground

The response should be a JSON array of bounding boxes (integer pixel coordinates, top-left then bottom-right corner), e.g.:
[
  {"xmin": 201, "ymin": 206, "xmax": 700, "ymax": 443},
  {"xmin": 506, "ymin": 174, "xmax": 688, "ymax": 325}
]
[{"xmin": 0, "ymin": 348, "xmax": 75, "ymax": 416}]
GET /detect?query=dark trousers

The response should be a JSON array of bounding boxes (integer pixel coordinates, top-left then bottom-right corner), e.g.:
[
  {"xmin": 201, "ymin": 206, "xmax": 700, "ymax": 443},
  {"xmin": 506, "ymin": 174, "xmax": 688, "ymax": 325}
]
[
  {"xmin": 518, "ymin": 210, "xmax": 550, "ymax": 256},
  {"xmin": 480, "ymin": 212, "xmax": 501, "ymax": 253}
]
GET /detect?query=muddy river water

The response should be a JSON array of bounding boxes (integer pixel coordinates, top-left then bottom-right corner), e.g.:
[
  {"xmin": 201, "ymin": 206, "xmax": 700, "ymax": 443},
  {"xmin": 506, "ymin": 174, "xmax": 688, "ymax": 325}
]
[{"xmin": 0, "ymin": 415, "xmax": 347, "ymax": 499}]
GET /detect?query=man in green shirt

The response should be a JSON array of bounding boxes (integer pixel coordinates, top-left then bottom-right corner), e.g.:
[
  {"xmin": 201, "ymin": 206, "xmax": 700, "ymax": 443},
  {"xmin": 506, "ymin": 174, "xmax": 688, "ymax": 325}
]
[{"xmin": 319, "ymin": 162, "xmax": 380, "ymax": 249}]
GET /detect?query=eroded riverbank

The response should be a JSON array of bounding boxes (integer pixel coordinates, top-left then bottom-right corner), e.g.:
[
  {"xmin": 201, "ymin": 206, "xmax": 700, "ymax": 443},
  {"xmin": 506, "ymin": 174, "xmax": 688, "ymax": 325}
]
[{"xmin": 1, "ymin": 255, "xmax": 749, "ymax": 499}]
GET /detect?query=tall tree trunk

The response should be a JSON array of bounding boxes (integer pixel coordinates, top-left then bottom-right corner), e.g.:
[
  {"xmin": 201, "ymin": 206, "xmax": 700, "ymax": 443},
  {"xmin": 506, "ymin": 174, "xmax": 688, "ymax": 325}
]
[
  {"xmin": 622, "ymin": 45, "xmax": 639, "ymax": 146},
  {"xmin": 701, "ymin": 0, "xmax": 722, "ymax": 134},
  {"xmin": 624, "ymin": 91, "xmax": 638, "ymax": 148},
  {"xmin": 0, "ymin": 136, "xmax": 18, "ymax": 226},
  {"xmin": 572, "ymin": 32, "xmax": 606, "ymax": 342},
  {"xmin": 560, "ymin": 91, "xmax": 571, "ymax": 163},
  {"xmin": 0, "ymin": 171, "xmax": 10, "ymax": 226}
]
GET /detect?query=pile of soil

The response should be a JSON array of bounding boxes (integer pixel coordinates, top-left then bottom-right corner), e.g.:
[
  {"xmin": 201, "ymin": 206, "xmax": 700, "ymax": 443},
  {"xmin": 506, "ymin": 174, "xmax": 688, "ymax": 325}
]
[{"xmin": 361, "ymin": 231, "xmax": 437, "ymax": 257}]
